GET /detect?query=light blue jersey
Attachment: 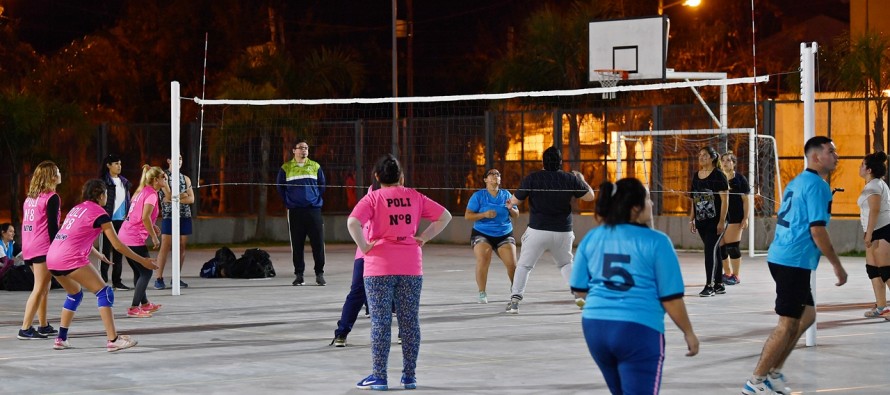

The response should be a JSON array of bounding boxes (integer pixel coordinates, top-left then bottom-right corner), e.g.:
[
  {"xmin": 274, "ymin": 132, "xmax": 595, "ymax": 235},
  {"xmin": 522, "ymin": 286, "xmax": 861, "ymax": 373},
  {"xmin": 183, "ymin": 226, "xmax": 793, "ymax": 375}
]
[
  {"xmin": 570, "ymin": 223, "xmax": 685, "ymax": 333},
  {"xmin": 767, "ymin": 169, "xmax": 832, "ymax": 270},
  {"xmin": 466, "ymin": 189, "xmax": 515, "ymax": 236}
]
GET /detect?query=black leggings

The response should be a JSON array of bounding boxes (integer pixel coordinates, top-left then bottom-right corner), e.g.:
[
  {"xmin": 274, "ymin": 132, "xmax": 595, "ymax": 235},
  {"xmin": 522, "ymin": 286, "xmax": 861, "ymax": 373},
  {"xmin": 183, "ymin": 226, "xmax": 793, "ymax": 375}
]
[
  {"xmin": 696, "ymin": 220, "xmax": 724, "ymax": 286},
  {"xmin": 125, "ymin": 245, "xmax": 153, "ymax": 307}
]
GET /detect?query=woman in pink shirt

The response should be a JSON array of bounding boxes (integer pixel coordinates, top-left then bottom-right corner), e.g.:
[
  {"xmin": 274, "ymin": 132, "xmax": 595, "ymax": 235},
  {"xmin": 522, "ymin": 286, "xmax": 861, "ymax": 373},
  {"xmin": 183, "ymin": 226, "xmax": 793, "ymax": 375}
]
[
  {"xmin": 18, "ymin": 161, "xmax": 62, "ymax": 340},
  {"xmin": 348, "ymin": 154, "xmax": 452, "ymax": 391},
  {"xmin": 117, "ymin": 165, "xmax": 169, "ymax": 318},
  {"xmin": 47, "ymin": 179, "xmax": 157, "ymax": 352}
]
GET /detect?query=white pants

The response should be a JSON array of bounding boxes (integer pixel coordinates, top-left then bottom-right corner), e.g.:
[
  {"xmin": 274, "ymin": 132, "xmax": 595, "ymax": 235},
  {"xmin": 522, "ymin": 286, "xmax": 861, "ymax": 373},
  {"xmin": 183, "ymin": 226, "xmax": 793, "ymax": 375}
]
[{"xmin": 510, "ymin": 228, "xmax": 575, "ymax": 298}]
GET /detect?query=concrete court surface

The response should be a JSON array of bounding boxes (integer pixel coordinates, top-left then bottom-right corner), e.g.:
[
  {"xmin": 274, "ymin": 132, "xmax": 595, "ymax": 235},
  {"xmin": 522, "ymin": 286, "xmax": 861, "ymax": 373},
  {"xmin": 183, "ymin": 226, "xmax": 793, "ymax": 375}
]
[{"xmin": 1, "ymin": 243, "xmax": 889, "ymax": 394}]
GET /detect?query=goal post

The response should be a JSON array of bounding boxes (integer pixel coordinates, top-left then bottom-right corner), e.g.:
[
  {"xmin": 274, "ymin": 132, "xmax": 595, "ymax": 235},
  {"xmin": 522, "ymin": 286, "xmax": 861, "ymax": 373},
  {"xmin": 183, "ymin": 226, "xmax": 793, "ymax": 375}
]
[{"xmin": 615, "ymin": 128, "xmax": 781, "ymax": 257}]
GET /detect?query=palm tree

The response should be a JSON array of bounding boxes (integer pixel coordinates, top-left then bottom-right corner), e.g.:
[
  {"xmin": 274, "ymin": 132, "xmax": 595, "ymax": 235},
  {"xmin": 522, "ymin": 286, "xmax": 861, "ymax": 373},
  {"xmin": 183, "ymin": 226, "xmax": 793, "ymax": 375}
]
[{"xmin": 829, "ymin": 30, "xmax": 890, "ymax": 153}]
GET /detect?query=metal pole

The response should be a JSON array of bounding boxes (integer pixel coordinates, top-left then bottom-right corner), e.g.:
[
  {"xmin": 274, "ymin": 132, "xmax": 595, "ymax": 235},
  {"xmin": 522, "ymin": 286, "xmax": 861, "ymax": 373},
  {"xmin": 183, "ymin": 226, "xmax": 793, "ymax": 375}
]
[{"xmin": 391, "ymin": 0, "xmax": 399, "ymax": 156}]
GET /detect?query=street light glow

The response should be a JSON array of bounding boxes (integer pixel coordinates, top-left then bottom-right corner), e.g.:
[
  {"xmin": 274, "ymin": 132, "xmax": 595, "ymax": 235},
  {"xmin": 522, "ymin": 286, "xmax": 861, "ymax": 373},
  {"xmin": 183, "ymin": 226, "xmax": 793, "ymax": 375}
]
[{"xmin": 659, "ymin": 0, "xmax": 702, "ymax": 15}]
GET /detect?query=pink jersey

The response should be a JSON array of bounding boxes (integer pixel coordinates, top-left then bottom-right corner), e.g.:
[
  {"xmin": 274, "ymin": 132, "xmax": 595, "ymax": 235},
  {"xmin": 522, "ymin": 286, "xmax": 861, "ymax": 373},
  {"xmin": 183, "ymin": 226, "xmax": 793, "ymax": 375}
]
[
  {"xmin": 349, "ymin": 186, "xmax": 446, "ymax": 276},
  {"xmin": 21, "ymin": 192, "xmax": 60, "ymax": 260},
  {"xmin": 117, "ymin": 186, "xmax": 159, "ymax": 246},
  {"xmin": 46, "ymin": 201, "xmax": 109, "ymax": 271}
]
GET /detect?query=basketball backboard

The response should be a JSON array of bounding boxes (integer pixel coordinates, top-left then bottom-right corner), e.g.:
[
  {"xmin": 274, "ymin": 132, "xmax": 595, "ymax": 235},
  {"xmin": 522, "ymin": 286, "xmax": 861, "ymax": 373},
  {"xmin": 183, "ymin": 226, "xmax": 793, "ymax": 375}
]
[{"xmin": 589, "ymin": 16, "xmax": 668, "ymax": 81}]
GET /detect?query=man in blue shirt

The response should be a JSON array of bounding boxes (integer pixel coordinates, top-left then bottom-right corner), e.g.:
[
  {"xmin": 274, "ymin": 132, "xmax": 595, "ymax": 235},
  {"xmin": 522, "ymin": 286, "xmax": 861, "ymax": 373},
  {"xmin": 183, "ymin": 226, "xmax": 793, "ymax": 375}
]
[
  {"xmin": 742, "ymin": 136, "xmax": 848, "ymax": 395},
  {"xmin": 277, "ymin": 139, "xmax": 327, "ymax": 286}
]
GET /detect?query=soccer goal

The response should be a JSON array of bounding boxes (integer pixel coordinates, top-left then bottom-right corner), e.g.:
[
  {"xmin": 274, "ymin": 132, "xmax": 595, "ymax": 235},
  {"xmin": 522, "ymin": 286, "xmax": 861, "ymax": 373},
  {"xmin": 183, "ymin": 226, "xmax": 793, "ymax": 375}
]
[{"xmin": 614, "ymin": 128, "xmax": 781, "ymax": 257}]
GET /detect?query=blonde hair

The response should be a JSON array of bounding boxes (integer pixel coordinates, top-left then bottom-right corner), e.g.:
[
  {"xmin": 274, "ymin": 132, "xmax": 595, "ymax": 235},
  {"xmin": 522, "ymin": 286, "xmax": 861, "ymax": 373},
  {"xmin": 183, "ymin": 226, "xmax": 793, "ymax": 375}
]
[
  {"xmin": 27, "ymin": 161, "xmax": 60, "ymax": 198},
  {"xmin": 135, "ymin": 165, "xmax": 165, "ymax": 194}
]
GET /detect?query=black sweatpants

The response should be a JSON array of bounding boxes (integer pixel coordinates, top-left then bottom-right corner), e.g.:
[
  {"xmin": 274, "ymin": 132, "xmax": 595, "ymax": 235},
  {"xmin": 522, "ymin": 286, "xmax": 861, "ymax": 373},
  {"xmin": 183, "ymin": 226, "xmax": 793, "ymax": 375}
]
[{"xmin": 287, "ymin": 208, "xmax": 326, "ymax": 276}]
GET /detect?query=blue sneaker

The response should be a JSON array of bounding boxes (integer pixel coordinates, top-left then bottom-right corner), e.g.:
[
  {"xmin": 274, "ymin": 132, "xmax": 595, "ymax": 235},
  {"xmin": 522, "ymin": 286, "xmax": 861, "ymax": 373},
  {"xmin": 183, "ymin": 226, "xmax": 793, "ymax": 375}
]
[
  {"xmin": 400, "ymin": 374, "xmax": 417, "ymax": 390},
  {"xmin": 765, "ymin": 372, "xmax": 790, "ymax": 395},
  {"xmin": 356, "ymin": 374, "xmax": 387, "ymax": 390},
  {"xmin": 153, "ymin": 278, "xmax": 166, "ymax": 290}
]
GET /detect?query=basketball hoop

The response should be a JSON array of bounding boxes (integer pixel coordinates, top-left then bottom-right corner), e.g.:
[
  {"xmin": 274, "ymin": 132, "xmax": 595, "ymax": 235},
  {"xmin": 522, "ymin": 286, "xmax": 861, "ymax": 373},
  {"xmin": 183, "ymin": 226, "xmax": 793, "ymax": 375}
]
[{"xmin": 594, "ymin": 69, "xmax": 629, "ymax": 99}]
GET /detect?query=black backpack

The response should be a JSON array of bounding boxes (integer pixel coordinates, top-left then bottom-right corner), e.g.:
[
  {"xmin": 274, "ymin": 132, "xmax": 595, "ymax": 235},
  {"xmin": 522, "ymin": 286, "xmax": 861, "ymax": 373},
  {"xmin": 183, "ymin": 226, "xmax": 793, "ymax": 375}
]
[
  {"xmin": 241, "ymin": 248, "xmax": 275, "ymax": 278},
  {"xmin": 2, "ymin": 264, "xmax": 35, "ymax": 291},
  {"xmin": 213, "ymin": 247, "xmax": 237, "ymax": 278}
]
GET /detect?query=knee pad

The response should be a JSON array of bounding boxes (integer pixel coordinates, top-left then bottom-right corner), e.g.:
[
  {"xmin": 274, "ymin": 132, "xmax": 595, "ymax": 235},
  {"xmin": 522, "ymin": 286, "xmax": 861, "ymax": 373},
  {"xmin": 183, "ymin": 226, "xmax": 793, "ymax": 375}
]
[
  {"xmin": 880, "ymin": 266, "xmax": 890, "ymax": 283},
  {"xmin": 96, "ymin": 285, "xmax": 114, "ymax": 308},
  {"xmin": 719, "ymin": 245, "xmax": 728, "ymax": 261},
  {"xmin": 726, "ymin": 242, "xmax": 742, "ymax": 259},
  {"xmin": 866, "ymin": 265, "xmax": 881, "ymax": 279},
  {"xmin": 63, "ymin": 290, "xmax": 84, "ymax": 312}
]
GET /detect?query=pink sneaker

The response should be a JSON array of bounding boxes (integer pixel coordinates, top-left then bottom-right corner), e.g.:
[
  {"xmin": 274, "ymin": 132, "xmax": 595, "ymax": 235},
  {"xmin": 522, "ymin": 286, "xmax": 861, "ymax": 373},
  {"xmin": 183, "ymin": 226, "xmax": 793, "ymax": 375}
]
[
  {"xmin": 106, "ymin": 334, "xmax": 137, "ymax": 352},
  {"xmin": 53, "ymin": 337, "xmax": 73, "ymax": 350},
  {"xmin": 141, "ymin": 302, "xmax": 162, "ymax": 312},
  {"xmin": 127, "ymin": 306, "xmax": 152, "ymax": 318}
]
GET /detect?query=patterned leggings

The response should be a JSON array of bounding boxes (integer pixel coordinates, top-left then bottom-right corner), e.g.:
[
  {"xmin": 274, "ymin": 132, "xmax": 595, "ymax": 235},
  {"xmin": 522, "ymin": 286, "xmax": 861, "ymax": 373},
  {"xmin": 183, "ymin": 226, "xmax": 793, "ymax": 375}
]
[{"xmin": 363, "ymin": 275, "xmax": 423, "ymax": 380}]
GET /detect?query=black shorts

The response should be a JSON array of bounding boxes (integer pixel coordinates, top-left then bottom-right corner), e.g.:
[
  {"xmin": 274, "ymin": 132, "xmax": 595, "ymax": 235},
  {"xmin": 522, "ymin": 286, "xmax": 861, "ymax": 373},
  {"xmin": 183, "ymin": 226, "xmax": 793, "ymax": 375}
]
[
  {"xmin": 49, "ymin": 268, "xmax": 77, "ymax": 277},
  {"xmin": 470, "ymin": 229, "xmax": 515, "ymax": 249},
  {"xmin": 768, "ymin": 262, "xmax": 814, "ymax": 318},
  {"xmin": 161, "ymin": 217, "xmax": 193, "ymax": 236},
  {"xmin": 869, "ymin": 223, "xmax": 890, "ymax": 244},
  {"xmin": 25, "ymin": 256, "xmax": 47, "ymax": 265}
]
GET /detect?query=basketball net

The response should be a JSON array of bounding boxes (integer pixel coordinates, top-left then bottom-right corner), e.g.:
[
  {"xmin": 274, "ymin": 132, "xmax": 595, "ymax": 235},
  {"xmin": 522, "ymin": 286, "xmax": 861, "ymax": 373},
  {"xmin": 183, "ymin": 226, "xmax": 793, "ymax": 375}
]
[{"xmin": 594, "ymin": 69, "xmax": 628, "ymax": 99}]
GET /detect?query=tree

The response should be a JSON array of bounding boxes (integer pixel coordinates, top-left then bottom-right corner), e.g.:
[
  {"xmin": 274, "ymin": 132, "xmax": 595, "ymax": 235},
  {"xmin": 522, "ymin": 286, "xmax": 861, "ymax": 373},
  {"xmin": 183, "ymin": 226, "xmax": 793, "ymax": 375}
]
[{"xmin": 829, "ymin": 30, "xmax": 890, "ymax": 153}]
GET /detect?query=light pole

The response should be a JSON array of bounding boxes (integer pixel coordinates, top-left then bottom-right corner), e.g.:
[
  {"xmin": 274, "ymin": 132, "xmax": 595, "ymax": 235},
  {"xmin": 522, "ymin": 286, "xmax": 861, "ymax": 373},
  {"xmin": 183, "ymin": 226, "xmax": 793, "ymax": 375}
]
[{"xmin": 658, "ymin": 0, "xmax": 701, "ymax": 15}]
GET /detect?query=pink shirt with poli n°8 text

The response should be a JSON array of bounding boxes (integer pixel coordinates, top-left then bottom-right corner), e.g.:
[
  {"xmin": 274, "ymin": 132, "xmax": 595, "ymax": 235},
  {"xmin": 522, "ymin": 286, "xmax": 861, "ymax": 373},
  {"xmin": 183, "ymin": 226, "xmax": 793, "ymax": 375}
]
[{"xmin": 349, "ymin": 186, "xmax": 445, "ymax": 276}]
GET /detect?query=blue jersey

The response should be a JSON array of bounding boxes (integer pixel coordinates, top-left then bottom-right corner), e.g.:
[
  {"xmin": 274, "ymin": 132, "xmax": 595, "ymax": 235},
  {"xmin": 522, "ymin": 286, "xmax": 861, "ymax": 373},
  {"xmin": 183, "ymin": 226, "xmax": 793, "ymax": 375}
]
[
  {"xmin": 466, "ymin": 189, "xmax": 515, "ymax": 236},
  {"xmin": 570, "ymin": 223, "xmax": 685, "ymax": 333},
  {"xmin": 767, "ymin": 169, "xmax": 832, "ymax": 270}
]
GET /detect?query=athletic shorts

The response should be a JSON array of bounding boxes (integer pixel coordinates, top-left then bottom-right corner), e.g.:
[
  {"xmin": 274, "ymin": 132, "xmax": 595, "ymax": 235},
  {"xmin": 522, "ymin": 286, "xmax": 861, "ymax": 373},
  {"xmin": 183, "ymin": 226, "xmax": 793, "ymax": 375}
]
[
  {"xmin": 49, "ymin": 268, "xmax": 78, "ymax": 277},
  {"xmin": 161, "ymin": 217, "xmax": 193, "ymax": 236},
  {"xmin": 870, "ymin": 223, "xmax": 890, "ymax": 244},
  {"xmin": 768, "ymin": 262, "xmax": 814, "ymax": 318},
  {"xmin": 25, "ymin": 256, "xmax": 47, "ymax": 265},
  {"xmin": 470, "ymin": 229, "xmax": 515, "ymax": 249}
]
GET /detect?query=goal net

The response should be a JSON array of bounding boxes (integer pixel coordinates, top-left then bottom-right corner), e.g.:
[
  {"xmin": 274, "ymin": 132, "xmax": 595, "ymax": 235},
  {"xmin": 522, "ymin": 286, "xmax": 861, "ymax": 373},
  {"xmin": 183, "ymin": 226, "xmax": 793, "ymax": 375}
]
[{"xmin": 615, "ymin": 128, "xmax": 781, "ymax": 256}]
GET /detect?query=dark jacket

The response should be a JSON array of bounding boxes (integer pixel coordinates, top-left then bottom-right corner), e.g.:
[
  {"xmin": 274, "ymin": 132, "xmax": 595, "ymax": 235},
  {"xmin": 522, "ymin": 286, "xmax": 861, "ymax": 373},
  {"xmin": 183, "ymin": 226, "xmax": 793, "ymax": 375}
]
[{"xmin": 101, "ymin": 173, "xmax": 132, "ymax": 219}]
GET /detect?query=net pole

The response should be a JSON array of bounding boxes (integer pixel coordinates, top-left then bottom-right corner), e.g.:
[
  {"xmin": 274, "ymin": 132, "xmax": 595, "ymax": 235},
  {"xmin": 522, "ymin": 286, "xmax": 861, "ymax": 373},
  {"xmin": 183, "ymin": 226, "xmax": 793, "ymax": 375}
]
[
  {"xmin": 170, "ymin": 81, "xmax": 182, "ymax": 296},
  {"xmin": 801, "ymin": 42, "xmax": 818, "ymax": 347},
  {"xmin": 748, "ymin": 130, "xmax": 756, "ymax": 257}
]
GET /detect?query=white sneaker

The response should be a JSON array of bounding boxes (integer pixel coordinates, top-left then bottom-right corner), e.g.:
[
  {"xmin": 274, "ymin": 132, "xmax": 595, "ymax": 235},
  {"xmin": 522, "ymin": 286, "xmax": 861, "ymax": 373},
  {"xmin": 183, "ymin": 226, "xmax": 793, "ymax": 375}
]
[
  {"xmin": 478, "ymin": 291, "xmax": 488, "ymax": 304},
  {"xmin": 742, "ymin": 380, "xmax": 775, "ymax": 394},
  {"xmin": 765, "ymin": 373, "xmax": 790, "ymax": 395},
  {"xmin": 106, "ymin": 334, "xmax": 138, "ymax": 352}
]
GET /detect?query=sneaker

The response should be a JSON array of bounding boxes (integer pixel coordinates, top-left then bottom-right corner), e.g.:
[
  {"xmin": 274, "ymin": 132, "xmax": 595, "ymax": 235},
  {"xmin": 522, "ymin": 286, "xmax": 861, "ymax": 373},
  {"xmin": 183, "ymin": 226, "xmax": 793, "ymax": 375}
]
[
  {"xmin": 731, "ymin": 274, "xmax": 741, "ymax": 284},
  {"xmin": 575, "ymin": 297, "xmax": 586, "ymax": 309},
  {"xmin": 127, "ymin": 306, "xmax": 152, "ymax": 318},
  {"xmin": 37, "ymin": 324, "xmax": 58, "ymax": 336},
  {"xmin": 292, "ymin": 275, "xmax": 305, "ymax": 286},
  {"xmin": 179, "ymin": 280, "xmax": 189, "ymax": 288},
  {"xmin": 17, "ymin": 327, "xmax": 48, "ymax": 340},
  {"xmin": 141, "ymin": 302, "xmax": 162, "ymax": 313},
  {"xmin": 400, "ymin": 374, "xmax": 417, "ymax": 390},
  {"xmin": 506, "ymin": 296, "xmax": 520, "ymax": 314},
  {"xmin": 356, "ymin": 374, "xmax": 388, "ymax": 390},
  {"xmin": 331, "ymin": 336, "xmax": 346, "ymax": 347},
  {"xmin": 714, "ymin": 283, "xmax": 726, "ymax": 295},
  {"xmin": 106, "ymin": 335, "xmax": 137, "ymax": 352},
  {"xmin": 699, "ymin": 286, "xmax": 715, "ymax": 297},
  {"xmin": 765, "ymin": 372, "xmax": 791, "ymax": 395},
  {"xmin": 153, "ymin": 278, "xmax": 166, "ymax": 290},
  {"xmin": 742, "ymin": 380, "xmax": 774, "ymax": 394},
  {"xmin": 478, "ymin": 291, "xmax": 488, "ymax": 304},
  {"xmin": 316, "ymin": 274, "xmax": 326, "ymax": 286},
  {"xmin": 113, "ymin": 283, "xmax": 132, "ymax": 291},
  {"xmin": 723, "ymin": 274, "xmax": 738, "ymax": 285},
  {"xmin": 865, "ymin": 306, "xmax": 886, "ymax": 318},
  {"xmin": 53, "ymin": 337, "xmax": 73, "ymax": 350}
]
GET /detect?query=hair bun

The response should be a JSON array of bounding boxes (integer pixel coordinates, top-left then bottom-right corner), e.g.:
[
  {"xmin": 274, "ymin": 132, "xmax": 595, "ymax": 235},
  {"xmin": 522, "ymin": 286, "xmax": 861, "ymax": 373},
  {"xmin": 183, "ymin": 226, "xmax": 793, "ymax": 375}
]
[{"xmin": 876, "ymin": 151, "xmax": 888, "ymax": 162}]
